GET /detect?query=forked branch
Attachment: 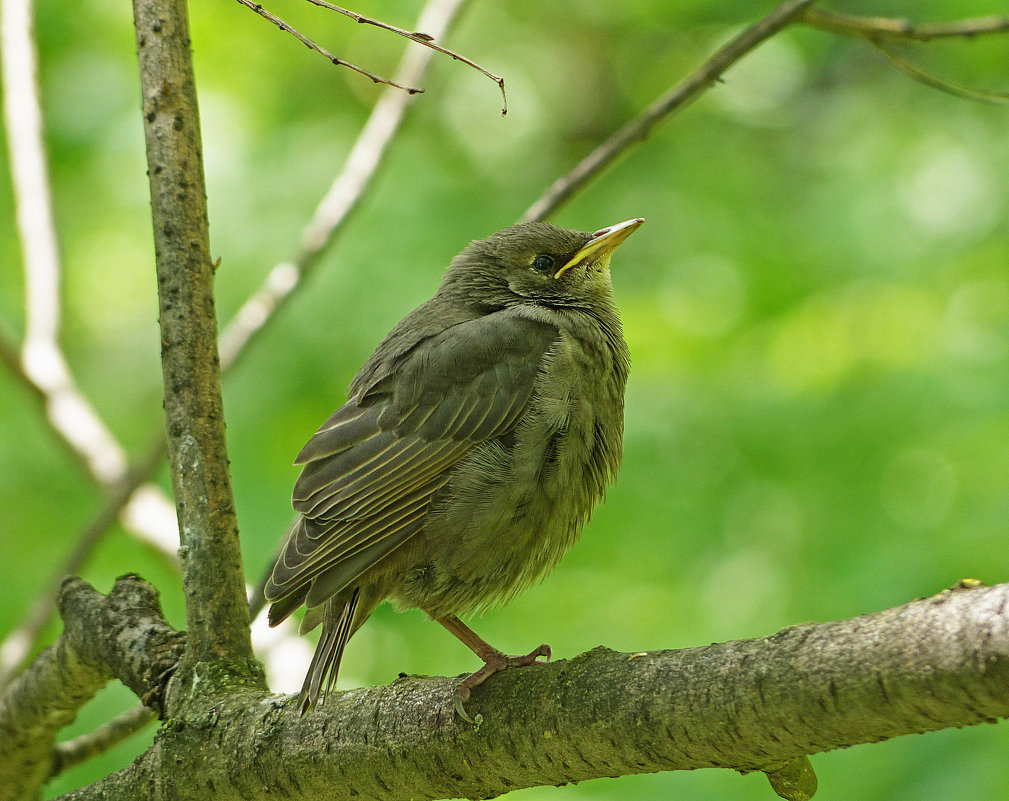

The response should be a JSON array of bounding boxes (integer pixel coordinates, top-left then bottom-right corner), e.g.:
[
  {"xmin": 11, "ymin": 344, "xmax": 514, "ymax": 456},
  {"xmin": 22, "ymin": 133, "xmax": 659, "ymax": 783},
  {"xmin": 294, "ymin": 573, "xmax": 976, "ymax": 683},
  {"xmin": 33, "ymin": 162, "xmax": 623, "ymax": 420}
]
[{"xmin": 234, "ymin": 0, "xmax": 507, "ymax": 112}]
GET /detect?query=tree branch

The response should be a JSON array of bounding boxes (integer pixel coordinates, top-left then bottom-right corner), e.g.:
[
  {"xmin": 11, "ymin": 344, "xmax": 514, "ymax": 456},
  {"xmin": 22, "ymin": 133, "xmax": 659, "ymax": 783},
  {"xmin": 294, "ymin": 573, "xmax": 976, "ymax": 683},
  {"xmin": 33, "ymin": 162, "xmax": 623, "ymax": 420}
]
[
  {"xmin": 521, "ymin": 0, "xmax": 815, "ymax": 222},
  {"xmin": 0, "ymin": 439, "xmax": 172, "ymax": 691},
  {"xmin": 301, "ymin": 0, "xmax": 507, "ymax": 114},
  {"xmin": 0, "ymin": 576, "xmax": 183, "ymax": 801},
  {"xmin": 521, "ymin": 1, "xmax": 1009, "ymax": 224},
  {"xmin": 799, "ymin": 8, "xmax": 1009, "ymax": 41},
  {"xmin": 797, "ymin": 8, "xmax": 1009, "ymax": 108},
  {"xmin": 219, "ymin": 0, "xmax": 470, "ymax": 368},
  {"xmin": 233, "ymin": 0, "xmax": 423, "ymax": 93},
  {"xmin": 46, "ymin": 581, "xmax": 1009, "ymax": 801},
  {"xmin": 0, "ymin": 0, "xmax": 181, "ymax": 691},
  {"xmin": 50, "ymin": 705, "xmax": 156, "ymax": 779},
  {"xmin": 868, "ymin": 38, "xmax": 1009, "ymax": 105},
  {"xmin": 132, "ymin": 0, "xmax": 256, "ymax": 666}
]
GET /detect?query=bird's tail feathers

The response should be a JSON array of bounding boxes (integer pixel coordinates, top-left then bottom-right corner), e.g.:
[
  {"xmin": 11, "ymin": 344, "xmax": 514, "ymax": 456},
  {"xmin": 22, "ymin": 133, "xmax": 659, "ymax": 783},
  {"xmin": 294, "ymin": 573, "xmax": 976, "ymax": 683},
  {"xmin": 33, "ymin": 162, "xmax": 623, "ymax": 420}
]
[{"xmin": 299, "ymin": 587, "xmax": 360, "ymax": 715}]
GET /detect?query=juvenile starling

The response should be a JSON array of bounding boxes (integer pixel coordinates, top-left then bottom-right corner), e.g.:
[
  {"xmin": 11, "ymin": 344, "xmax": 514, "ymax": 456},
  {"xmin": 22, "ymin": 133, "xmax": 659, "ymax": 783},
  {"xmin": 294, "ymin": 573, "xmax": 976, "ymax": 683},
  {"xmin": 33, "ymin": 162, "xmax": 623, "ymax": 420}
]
[{"xmin": 265, "ymin": 217, "xmax": 643, "ymax": 716}]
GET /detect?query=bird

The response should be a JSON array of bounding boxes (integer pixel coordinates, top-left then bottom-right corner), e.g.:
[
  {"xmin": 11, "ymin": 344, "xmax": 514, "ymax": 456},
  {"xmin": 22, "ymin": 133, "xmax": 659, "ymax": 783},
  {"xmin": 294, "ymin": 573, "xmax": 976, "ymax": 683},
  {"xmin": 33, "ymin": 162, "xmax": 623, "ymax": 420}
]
[{"xmin": 265, "ymin": 216, "xmax": 643, "ymax": 717}]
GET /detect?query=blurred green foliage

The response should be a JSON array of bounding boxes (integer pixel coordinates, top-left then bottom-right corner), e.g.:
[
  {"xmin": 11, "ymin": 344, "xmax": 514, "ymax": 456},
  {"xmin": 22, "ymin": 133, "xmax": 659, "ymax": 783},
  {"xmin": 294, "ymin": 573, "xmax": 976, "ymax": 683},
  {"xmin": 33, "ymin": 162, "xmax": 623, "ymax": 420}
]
[{"xmin": 1, "ymin": 0, "xmax": 1008, "ymax": 798}]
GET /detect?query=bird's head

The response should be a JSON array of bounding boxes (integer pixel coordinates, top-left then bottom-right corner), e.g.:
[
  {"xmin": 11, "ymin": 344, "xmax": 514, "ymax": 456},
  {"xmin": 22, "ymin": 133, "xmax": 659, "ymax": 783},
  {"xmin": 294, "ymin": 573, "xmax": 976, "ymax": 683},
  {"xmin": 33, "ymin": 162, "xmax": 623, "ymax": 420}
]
[{"xmin": 440, "ymin": 218, "xmax": 644, "ymax": 310}]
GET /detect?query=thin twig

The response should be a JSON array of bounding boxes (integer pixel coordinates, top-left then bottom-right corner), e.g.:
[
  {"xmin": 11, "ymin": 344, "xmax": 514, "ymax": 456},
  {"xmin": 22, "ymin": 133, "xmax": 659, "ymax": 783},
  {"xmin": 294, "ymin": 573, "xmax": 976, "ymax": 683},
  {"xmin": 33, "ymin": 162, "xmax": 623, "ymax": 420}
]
[
  {"xmin": 50, "ymin": 705, "xmax": 156, "ymax": 777},
  {"xmin": 303, "ymin": 0, "xmax": 507, "ymax": 114},
  {"xmin": 233, "ymin": 0, "xmax": 422, "ymax": 93},
  {"xmin": 800, "ymin": 8, "xmax": 1009, "ymax": 41},
  {"xmin": 521, "ymin": 0, "xmax": 815, "ymax": 222},
  {"xmin": 220, "ymin": 0, "xmax": 470, "ymax": 368},
  {"xmin": 135, "ymin": 0, "xmax": 257, "ymax": 665},
  {"xmin": 870, "ymin": 38, "xmax": 1009, "ymax": 105}
]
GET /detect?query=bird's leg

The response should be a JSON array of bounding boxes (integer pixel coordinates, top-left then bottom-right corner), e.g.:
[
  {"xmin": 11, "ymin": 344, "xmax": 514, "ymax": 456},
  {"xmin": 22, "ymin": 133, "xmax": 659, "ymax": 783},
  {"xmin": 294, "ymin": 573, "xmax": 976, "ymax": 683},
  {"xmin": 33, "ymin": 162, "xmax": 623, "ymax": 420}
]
[{"xmin": 433, "ymin": 614, "xmax": 551, "ymax": 721}]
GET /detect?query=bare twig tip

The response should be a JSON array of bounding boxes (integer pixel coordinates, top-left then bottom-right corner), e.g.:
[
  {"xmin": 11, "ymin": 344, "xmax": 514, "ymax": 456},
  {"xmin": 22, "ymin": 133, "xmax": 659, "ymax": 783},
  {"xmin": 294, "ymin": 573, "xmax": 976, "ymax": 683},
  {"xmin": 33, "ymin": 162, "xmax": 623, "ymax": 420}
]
[{"xmin": 292, "ymin": 0, "xmax": 506, "ymax": 109}]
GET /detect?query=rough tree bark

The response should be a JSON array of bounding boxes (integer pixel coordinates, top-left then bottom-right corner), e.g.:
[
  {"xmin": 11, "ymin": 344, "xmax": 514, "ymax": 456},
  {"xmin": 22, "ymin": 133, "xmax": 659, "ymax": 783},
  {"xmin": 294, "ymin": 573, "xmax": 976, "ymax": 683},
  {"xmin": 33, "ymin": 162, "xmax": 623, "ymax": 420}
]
[
  {"xmin": 134, "ymin": 0, "xmax": 257, "ymax": 673},
  {"xmin": 1, "ymin": 576, "xmax": 1006, "ymax": 800}
]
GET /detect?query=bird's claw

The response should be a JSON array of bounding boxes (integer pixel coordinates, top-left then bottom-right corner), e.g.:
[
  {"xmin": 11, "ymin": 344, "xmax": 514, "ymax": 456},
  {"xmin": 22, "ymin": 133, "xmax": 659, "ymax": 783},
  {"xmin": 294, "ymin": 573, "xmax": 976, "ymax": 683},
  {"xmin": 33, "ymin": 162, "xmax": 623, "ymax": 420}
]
[
  {"xmin": 452, "ymin": 642, "xmax": 553, "ymax": 721},
  {"xmin": 532, "ymin": 643, "xmax": 551, "ymax": 662},
  {"xmin": 453, "ymin": 685, "xmax": 475, "ymax": 722}
]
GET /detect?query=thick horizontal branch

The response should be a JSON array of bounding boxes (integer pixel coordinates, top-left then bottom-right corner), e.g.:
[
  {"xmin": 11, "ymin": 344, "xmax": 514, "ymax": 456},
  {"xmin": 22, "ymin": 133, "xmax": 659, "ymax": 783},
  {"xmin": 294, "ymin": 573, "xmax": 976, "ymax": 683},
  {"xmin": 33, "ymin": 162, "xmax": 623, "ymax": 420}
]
[{"xmin": 56, "ymin": 581, "xmax": 1009, "ymax": 801}]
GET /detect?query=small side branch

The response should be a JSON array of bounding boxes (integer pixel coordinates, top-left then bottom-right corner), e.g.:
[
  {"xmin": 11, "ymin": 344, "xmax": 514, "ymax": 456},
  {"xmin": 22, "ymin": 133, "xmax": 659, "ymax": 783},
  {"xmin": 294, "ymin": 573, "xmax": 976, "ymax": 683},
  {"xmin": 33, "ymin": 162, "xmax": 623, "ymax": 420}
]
[
  {"xmin": 302, "ymin": 0, "xmax": 507, "ymax": 114},
  {"xmin": 233, "ymin": 0, "xmax": 422, "ymax": 93},
  {"xmin": 50, "ymin": 704, "xmax": 156, "ymax": 778},
  {"xmin": 521, "ymin": 0, "xmax": 814, "ymax": 222},
  {"xmin": 0, "ymin": 577, "xmax": 184, "ymax": 801},
  {"xmin": 234, "ymin": 0, "xmax": 507, "ymax": 111},
  {"xmin": 870, "ymin": 38, "xmax": 1009, "ymax": 105},
  {"xmin": 799, "ymin": 8, "xmax": 1009, "ymax": 107},
  {"xmin": 800, "ymin": 8, "xmax": 1009, "ymax": 41}
]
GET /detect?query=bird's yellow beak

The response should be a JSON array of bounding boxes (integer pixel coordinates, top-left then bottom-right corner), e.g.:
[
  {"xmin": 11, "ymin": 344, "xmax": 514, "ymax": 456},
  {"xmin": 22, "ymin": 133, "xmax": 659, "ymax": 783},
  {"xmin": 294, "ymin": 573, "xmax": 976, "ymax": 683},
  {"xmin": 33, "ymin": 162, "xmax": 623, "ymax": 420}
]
[{"xmin": 554, "ymin": 217, "xmax": 645, "ymax": 279}]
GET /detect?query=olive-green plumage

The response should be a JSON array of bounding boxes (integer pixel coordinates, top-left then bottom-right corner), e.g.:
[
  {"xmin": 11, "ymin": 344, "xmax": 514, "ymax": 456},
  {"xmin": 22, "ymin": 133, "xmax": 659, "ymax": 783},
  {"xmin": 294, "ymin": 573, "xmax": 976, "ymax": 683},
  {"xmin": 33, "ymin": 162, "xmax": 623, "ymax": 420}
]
[{"xmin": 265, "ymin": 217, "xmax": 643, "ymax": 714}]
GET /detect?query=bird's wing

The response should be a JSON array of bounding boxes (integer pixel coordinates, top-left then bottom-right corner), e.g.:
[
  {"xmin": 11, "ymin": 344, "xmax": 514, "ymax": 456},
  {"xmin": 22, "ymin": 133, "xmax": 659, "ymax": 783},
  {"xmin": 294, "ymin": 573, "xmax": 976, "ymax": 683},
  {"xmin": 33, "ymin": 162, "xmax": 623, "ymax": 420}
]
[{"xmin": 265, "ymin": 311, "xmax": 558, "ymax": 617}]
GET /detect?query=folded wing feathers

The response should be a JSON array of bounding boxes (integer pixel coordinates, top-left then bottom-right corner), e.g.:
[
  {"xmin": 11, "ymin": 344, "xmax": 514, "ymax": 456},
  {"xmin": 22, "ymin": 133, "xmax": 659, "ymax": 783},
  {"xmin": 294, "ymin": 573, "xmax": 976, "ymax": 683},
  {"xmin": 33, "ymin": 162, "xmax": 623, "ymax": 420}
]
[{"xmin": 266, "ymin": 313, "xmax": 560, "ymax": 618}]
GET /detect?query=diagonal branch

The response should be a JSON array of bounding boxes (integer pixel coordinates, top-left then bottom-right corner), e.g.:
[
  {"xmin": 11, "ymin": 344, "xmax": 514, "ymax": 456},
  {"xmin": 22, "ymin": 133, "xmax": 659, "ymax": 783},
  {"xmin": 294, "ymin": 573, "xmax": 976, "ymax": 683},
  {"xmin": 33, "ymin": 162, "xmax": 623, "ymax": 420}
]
[
  {"xmin": 34, "ymin": 581, "xmax": 1009, "ymax": 801},
  {"xmin": 49, "ymin": 704, "xmax": 156, "ymax": 779},
  {"xmin": 0, "ymin": 438, "xmax": 170, "ymax": 691},
  {"xmin": 219, "ymin": 0, "xmax": 471, "ymax": 367},
  {"xmin": 521, "ymin": 1, "xmax": 1009, "ymax": 224},
  {"xmin": 1, "ymin": 0, "xmax": 127, "ymax": 485},
  {"xmin": 521, "ymin": 0, "xmax": 815, "ymax": 223}
]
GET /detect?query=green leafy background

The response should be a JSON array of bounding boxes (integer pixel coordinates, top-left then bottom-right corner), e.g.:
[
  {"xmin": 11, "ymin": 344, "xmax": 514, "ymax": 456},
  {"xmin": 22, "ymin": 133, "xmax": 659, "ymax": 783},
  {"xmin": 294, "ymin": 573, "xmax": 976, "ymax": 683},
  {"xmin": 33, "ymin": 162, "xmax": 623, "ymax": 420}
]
[{"xmin": 1, "ymin": 0, "xmax": 1007, "ymax": 798}]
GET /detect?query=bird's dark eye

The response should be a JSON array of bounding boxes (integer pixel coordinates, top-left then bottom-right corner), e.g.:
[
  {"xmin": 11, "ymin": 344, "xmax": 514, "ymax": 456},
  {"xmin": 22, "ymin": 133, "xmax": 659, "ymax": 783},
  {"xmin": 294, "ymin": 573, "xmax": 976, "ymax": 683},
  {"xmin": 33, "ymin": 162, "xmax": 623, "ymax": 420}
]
[{"xmin": 532, "ymin": 255, "xmax": 556, "ymax": 274}]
